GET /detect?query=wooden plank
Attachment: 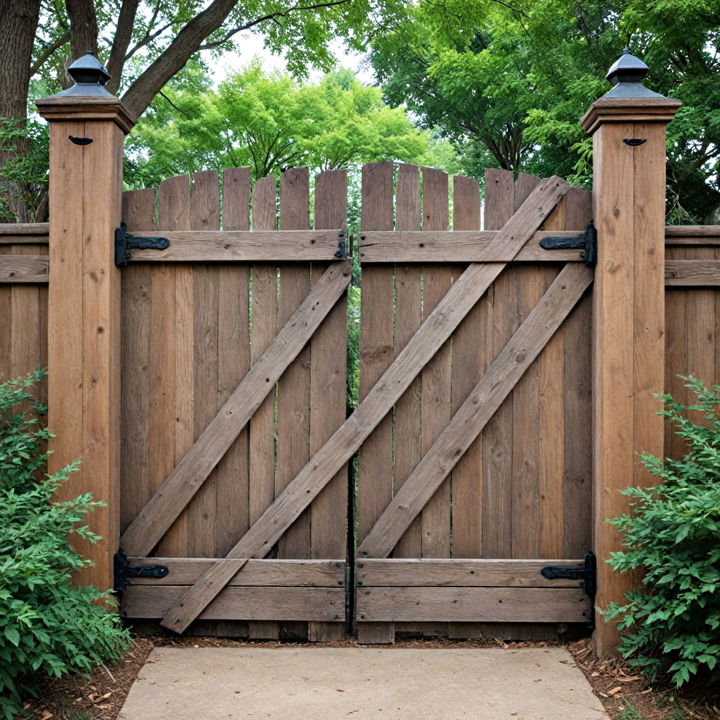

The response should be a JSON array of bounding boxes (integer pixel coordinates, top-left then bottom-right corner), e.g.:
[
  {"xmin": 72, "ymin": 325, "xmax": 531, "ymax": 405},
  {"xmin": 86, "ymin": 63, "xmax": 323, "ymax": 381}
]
[
  {"xmin": 0, "ymin": 235, "xmax": 49, "ymax": 245},
  {"xmin": 216, "ymin": 168, "xmax": 251, "ymax": 556},
  {"xmin": 0, "ymin": 255, "xmax": 48, "ymax": 282},
  {"xmin": 120, "ymin": 189, "xmax": 154, "ymax": 533},
  {"xmin": 357, "ymin": 162, "xmax": 395, "ymax": 646},
  {"xmin": 0, "ymin": 222, "xmax": 49, "ymax": 235},
  {"xmin": 420, "ymin": 167, "xmax": 452, "ymax": 558},
  {"xmin": 128, "ymin": 558, "xmax": 344, "ymax": 586},
  {"xmin": 188, "ymin": 171, "xmax": 221, "ymax": 560},
  {"xmin": 393, "ymin": 164, "xmax": 423, "ymax": 560},
  {"xmin": 277, "ymin": 168, "xmax": 312, "ymax": 640},
  {"xmin": 562, "ymin": 190, "xmax": 593, "ymax": 559},
  {"xmin": 161, "ymin": 176, "xmax": 191, "ymax": 559},
  {"xmin": 128, "ymin": 230, "xmax": 345, "ymax": 262},
  {"xmin": 9, "ymin": 245, "xmax": 43, "ymax": 383},
  {"xmin": 665, "ymin": 260, "xmax": 720, "ymax": 285},
  {"xmin": 664, "ymin": 225, "xmax": 720, "ymax": 238},
  {"xmin": 359, "ymin": 230, "xmax": 585, "ymax": 262},
  {"xmin": 358, "ymin": 263, "xmax": 593, "ymax": 558},
  {"xmin": 482, "ymin": 169, "xmax": 516, "ymax": 559},
  {"xmin": 160, "ymin": 176, "xmax": 570, "ymax": 633},
  {"xmin": 309, "ymin": 168, "xmax": 348, "ymax": 642},
  {"xmin": 248, "ymin": 174, "xmax": 278, "ymax": 640},
  {"xmin": 0, "ymin": 247, "xmax": 11, "ymax": 379},
  {"xmin": 124, "ymin": 586, "xmax": 345, "ymax": 622},
  {"xmin": 357, "ymin": 587, "xmax": 590, "ymax": 623},
  {"xmin": 450, "ymin": 175, "xmax": 484, "ymax": 561},
  {"xmin": 356, "ymin": 559, "xmax": 585, "ymax": 587},
  {"xmin": 120, "ymin": 260, "xmax": 352, "ymax": 557}
]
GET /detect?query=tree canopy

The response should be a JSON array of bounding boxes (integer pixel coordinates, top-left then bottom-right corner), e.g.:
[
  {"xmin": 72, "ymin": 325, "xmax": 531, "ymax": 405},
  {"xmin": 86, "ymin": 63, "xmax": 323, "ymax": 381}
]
[
  {"xmin": 125, "ymin": 66, "xmax": 433, "ymax": 187},
  {"xmin": 370, "ymin": 0, "xmax": 720, "ymax": 221}
]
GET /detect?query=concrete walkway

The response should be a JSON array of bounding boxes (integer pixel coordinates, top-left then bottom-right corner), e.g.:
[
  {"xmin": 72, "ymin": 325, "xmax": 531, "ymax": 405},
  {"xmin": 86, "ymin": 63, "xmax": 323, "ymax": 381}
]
[{"xmin": 119, "ymin": 646, "xmax": 609, "ymax": 720}]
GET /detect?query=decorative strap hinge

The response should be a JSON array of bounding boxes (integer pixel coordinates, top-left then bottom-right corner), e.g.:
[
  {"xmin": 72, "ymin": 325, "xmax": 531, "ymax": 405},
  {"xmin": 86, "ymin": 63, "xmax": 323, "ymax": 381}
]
[
  {"xmin": 115, "ymin": 222, "xmax": 170, "ymax": 267},
  {"xmin": 114, "ymin": 549, "xmax": 169, "ymax": 593},
  {"xmin": 539, "ymin": 220, "xmax": 597, "ymax": 266},
  {"xmin": 541, "ymin": 551, "xmax": 597, "ymax": 601}
]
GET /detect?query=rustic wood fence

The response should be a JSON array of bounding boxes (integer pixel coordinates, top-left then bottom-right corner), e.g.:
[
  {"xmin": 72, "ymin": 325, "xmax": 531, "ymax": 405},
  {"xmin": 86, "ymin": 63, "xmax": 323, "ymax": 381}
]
[{"xmin": 2, "ymin": 50, "xmax": 720, "ymax": 654}]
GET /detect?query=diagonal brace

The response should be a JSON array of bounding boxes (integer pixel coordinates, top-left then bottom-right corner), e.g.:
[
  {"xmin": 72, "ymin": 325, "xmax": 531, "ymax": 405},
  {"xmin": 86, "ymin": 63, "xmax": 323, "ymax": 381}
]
[{"xmin": 157, "ymin": 177, "xmax": 571, "ymax": 633}]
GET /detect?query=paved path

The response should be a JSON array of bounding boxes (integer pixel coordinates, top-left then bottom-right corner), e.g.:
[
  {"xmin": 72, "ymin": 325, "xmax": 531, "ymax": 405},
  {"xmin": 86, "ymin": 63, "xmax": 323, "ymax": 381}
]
[{"xmin": 119, "ymin": 646, "xmax": 609, "ymax": 720}]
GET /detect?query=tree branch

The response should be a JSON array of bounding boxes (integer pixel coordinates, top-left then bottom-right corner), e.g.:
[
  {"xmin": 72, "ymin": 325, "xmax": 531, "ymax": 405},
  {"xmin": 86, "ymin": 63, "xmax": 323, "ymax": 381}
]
[
  {"xmin": 106, "ymin": 0, "xmax": 140, "ymax": 93},
  {"xmin": 30, "ymin": 29, "xmax": 70, "ymax": 76}
]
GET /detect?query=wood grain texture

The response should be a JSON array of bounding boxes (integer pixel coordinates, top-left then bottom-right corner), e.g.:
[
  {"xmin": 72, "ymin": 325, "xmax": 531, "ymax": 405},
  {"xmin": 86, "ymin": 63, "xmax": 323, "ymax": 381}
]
[
  {"xmin": 0, "ymin": 255, "xmax": 48, "ymax": 282},
  {"xmin": 357, "ymin": 587, "xmax": 590, "ymax": 623},
  {"xmin": 357, "ymin": 264, "xmax": 592, "ymax": 558},
  {"xmin": 309, "ymin": 169, "xmax": 349, "ymax": 642},
  {"xmin": 357, "ymin": 162, "xmax": 395, "ymax": 646},
  {"xmin": 159, "ymin": 177, "xmax": 570, "ymax": 633},
  {"xmin": 120, "ymin": 261, "xmax": 351, "ymax": 557}
]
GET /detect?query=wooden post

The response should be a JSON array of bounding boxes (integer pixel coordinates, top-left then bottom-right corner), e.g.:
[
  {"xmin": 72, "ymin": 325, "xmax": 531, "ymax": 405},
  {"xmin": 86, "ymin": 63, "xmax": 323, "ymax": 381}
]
[
  {"xmin": 582, "ymin": 51, "xmax": 680, "ymax": 655},
  {"xmin": 36, "ymin": 53, "xmax": 135, "ymax": 590}
]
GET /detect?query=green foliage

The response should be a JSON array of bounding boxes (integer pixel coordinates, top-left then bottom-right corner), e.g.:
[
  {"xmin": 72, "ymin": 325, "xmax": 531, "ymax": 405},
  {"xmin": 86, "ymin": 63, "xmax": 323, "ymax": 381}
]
[
  {"xmin": 125, "ymin": 66, "xmax": 435, "ymax": 187},
  {"xmin": 0, "ymin": 119, "xmax": 49, "ymax": 222},
  {"xmin": 371, "ymin": 0, "xmax": 720, "ymax": 221},
  {"xmin": 0, "ymin": 372, "xmax": 130, "ymax": 719},
  {"xmin": 605, "ymin": 376, "xmax": 720, "ymax": 688}
]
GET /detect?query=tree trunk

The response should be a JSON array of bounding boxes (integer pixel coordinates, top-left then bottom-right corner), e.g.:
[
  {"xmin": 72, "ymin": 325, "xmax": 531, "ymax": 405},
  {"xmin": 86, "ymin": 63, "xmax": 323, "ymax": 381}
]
[{"xmin": 0, "ymin": 0, "xmax": 42, "ymax": 222}]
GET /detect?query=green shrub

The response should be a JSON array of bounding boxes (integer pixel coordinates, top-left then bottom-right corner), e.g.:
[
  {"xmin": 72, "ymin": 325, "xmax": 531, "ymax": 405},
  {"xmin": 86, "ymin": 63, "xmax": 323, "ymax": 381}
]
[
  {"xmin": 0, "ymin": 372, "xmax": 130, "ymax": 719},
  {"xmin": 605, "ymin": 376, "xmax": 720, "ymax": 688}
]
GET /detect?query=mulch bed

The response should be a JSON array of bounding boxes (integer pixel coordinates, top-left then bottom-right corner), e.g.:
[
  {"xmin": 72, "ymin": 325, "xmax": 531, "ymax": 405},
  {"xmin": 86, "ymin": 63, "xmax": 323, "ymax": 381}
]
[{"xmin": 21, "ymin": 634, "xmax": 720, "ymax": 719}]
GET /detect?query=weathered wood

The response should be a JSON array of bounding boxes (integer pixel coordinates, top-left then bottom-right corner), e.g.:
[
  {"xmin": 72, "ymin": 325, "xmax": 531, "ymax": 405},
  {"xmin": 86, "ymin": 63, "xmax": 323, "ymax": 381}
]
[
  {"xmin": 0, "ymin": 222, "xmax": 49, "ymax": 236},
  {"xmin": 309, "ymin": 169, "xmax": 348, "ymax": 642},
  {"xmin": 120, "ymin": 260, "xmax": 352, "ymax": 557},
  {"xmin": 356, "ymin": 559, "xmax": 585, "ymax": 587},
  {"xmin": 358, "ymin": 264, "xmax": 593, "ymax": 558},
  {"xmin": 357, "ymin": 587, "xmax": 590, "ymax": 623},
  {"xmin": 357, "ymin": 162, "xmax": 395, "ymax": 646},
  {"xmin": 393, "ymin": 164, "xmax": 423, "ymax": 560},
  {"xmin": 160, "ymin": 176, "xmax": 569, "ymax": 633},
  {"xmin": 128, "ymin": 230, "xmax": 345, "ymax": 262},
  {"xmin": 665, "ymin": 260, "xmax": 720, "ymax": 285},
  {"xmin": 583, "ymin": 96, "xmax": 679, "ymax": 656},
  {"xmin": 127, "ymin": 558, "xmax": 344, "ymax": 586},
  {"xmin": 665, "ymin": 225, "xmax": 720, "ymax": 238},
  {"xmin": 39, "ymin": 103, "xmax": 129, "ymax": 589},
  {"xmin": 124, "ymin": 586, "xmax": 345, "ymax": 621},
  {"xmin": 0, "ymin": 255, "xmax": 48, "ymax": 282},
  {"xmin": 247, "ymin": 174, "xmax": 279, "ymax": 641},
  {"xmin": 359, "ymin": 230, "xmax": 585, "ymax": 262}
]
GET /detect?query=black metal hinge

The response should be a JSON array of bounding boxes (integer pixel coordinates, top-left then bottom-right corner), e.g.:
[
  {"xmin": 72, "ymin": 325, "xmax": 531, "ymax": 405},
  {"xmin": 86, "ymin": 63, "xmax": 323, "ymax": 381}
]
[
  {"xmin": 115, "ymin": 222, "xmax": 170, "ymax": 268},
  {"xmin": 539, "ymin": 220, "xmax": 597, "ymax": 266},
  {"xmin": 541, "ymin": 552, "xmax": 597, "ymax": 601},
  {"xmin": 114, "ymin": 549, "xmax": 169, "ymax": 593},
  {"xmin": 335, "ymin": 230, "xmax": 347, "ymax": 259}
]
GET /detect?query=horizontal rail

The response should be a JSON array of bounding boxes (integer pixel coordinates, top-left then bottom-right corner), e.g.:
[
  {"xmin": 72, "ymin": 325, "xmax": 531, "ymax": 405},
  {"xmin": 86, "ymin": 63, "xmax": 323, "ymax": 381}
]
[{"xmin": 0, "ymin": 255, "xmax": 49, "ymax": 283}]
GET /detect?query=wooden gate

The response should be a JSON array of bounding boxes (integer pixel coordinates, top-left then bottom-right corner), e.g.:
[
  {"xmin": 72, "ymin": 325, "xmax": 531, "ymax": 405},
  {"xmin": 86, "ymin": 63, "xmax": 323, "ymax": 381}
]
[
  {"xmin": 118, "ymin": 167, "xmax": 350, "ymax": 641},
  {"xmin": 118, "ymin": 162, "xmax": 596, "ymax": 639}
]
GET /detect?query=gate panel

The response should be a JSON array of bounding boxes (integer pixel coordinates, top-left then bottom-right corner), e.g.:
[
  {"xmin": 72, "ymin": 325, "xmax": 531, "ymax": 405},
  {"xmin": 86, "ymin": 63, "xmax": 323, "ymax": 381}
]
[{"xmin": 119, "ymin": 168, "xmax": 348, "ymax": 636}]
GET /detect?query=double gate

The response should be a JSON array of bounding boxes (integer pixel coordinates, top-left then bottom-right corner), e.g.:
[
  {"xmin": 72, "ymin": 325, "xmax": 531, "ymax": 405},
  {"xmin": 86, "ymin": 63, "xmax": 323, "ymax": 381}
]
[{"xmin": 118, "ymin": 163, "xmax": 594, "ymax": 641}]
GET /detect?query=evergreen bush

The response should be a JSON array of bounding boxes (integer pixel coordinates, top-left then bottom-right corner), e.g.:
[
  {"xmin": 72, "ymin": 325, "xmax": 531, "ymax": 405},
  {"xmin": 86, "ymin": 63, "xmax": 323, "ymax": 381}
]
[
  {"xmin": 0, "ymin": 372, "xmax": 130, "ymax": 718},
  {"xmin": 605, "ymin": 376, "xmax": 720, "ymax": 687}
]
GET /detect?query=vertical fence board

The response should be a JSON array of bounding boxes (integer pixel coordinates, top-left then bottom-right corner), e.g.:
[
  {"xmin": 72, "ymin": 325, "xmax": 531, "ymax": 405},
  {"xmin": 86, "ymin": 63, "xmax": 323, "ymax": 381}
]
[
  {"xmin": 482, "ymin": 168, "xmax": 515, "ymax": 558},
  {"xmin": 120, "ymin": 189, "xmax": 154, "ymax": 531},
  {"xmin": 216, "ymin": 167, "xmax": 251, "ymax": 556},
  {"xmin": 188, "ymin": 171, "xmax": 220, "ymax": 559},
  {"xmin": 358, "ymin": 161, "xmax": 394, "ymax": 644},
  {"xmin": 309, "ymin": 169, "xmax": 348, "ymax": 641},
  {"xmin": 393, "ymin": 164, "xmax": 423, "ymax": 559},
  {"xmin": 248, "ymin": 174, "xmax": 279, "ymax": 640},
  {"xmin": 420, "ymin": 167, "xmax": 452, "ymax": 561}
]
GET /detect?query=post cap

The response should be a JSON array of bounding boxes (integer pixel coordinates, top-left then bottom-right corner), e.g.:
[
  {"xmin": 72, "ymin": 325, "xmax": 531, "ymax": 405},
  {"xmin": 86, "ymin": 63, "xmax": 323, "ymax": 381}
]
[
  {"xmin": 67, "ymin": 51, "xmax": 111, "ymax": 87},
  {"xmin": 581, "ymin": 49, "xmax": 681, "ymax": 133}
]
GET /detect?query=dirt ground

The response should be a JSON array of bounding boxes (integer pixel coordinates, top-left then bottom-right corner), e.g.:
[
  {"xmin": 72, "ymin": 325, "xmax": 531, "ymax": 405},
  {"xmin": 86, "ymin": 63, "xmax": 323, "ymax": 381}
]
[{"xmin": 21, "ymin": 635, "xmax": 720, "ymax": 720}]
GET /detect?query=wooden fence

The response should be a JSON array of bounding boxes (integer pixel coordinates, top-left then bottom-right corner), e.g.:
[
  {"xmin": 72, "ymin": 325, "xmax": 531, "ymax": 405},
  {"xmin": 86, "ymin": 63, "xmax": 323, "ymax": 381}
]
[{"xmin": 3, "ymin": 49, "xmax": 720, "ymax": 654}]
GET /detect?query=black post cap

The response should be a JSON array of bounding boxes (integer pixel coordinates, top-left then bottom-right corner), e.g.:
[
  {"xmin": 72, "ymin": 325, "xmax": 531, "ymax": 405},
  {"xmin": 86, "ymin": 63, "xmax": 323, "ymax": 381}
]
[
  {"xmin": 68, "ymin": 51, "xmax": 111, "ymax": 86},
  {"xmin": 602, "ymin": 48, "xmax": 664, "ymax": 100}
]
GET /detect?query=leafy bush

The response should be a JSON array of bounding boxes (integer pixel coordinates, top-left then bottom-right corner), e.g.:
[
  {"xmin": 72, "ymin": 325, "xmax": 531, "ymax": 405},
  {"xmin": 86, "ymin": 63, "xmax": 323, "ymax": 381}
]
[
  {"xmin": 605, "ymin": 376, "xmax": 720, "ymax": 687},
  {"xmin": 0, "ymin": 372, "xmax": 130, "ymax": 719}
]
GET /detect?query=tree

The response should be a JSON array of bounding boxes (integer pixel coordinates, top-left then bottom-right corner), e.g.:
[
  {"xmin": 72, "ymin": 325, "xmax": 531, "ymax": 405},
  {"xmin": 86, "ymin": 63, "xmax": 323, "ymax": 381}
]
[
  {"xmin": 370, "ymin": 0, "xmax": 720, "ymax": 222},
  {"xmin": 0, "ymin": 0, "xmax": 408, "ymax": 220},
  {"xmin": 125, "ymin": 66, "xmax": 432, "ymax": 186}
]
